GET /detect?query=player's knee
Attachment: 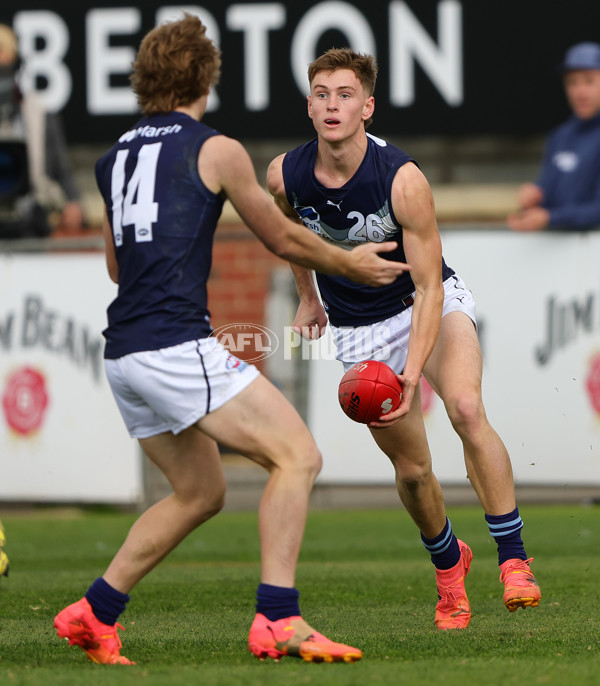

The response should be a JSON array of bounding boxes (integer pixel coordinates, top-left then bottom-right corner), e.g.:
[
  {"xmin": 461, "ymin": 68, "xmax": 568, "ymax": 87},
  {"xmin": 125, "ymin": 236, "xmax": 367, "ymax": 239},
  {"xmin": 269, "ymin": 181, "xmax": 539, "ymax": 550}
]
[
  {"xmin": 182, "ymin": 478, "xmax": 226, "ymax": 525},
  {"xmin": 309, "ymin": 445, "xmax": 323, "ymax": 479},
  {"xmin": 204, "ymin": 486, "xmax": 226, "ymax": 519},
  {"xmin": 193, "ymin": 491, "xmax": 225, "ymax": 525},
  {"xmin": 445, "ymin": 391, "xmax": 485, "ymax": 435},
  {"xmin": 299, "ymin": 443, "xmax": 323, "ymax": 479},
  {"xmin": 287, "ymin": 441, "xmax": 322, "ymax": 482},
  {"xmin": 396, "ymin": 463, "xmax": 432, "ymax": 491}
]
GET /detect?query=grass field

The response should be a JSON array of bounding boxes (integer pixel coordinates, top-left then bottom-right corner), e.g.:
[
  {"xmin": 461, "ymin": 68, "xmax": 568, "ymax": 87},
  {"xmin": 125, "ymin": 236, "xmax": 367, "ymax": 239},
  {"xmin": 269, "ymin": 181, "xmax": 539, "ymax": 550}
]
[{"xmin": 0, "ymin": 503, "xmax": 598, "ymax": 686}]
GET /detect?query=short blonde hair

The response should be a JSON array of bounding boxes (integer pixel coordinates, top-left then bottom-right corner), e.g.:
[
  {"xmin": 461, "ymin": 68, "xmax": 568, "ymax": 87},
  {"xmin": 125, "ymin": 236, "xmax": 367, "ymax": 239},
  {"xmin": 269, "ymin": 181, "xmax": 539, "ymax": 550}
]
[{"xmin": 130, "ymin": 14, "xmax": 221, "ymax": 116}]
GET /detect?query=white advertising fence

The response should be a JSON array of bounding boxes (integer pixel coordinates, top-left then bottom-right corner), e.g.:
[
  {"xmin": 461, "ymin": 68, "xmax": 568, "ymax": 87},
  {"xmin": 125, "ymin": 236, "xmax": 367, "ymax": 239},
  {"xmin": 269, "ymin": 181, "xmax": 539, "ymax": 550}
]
[
  {"xmin": 0, "ymin": 252, "xmax": 142, "ymax": 503},
  {"xmin": 2, "ymin": 231, "xmax": 600, "ymax": 503},
  {"xmin": 307, "ymin": 231, "xmax": 600, "ymax": 487}
]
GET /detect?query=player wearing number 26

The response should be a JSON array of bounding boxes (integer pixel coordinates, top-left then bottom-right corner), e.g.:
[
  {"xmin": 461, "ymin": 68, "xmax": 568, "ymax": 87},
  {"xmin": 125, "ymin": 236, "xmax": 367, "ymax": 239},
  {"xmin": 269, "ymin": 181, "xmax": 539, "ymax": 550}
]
[
  {"xmin": 52, "ymin": 15, "xmax": 409, "ymax": 666},
  {"xmin": 268, "ymin": 48, "xmax": 541, "ymax": 631}
]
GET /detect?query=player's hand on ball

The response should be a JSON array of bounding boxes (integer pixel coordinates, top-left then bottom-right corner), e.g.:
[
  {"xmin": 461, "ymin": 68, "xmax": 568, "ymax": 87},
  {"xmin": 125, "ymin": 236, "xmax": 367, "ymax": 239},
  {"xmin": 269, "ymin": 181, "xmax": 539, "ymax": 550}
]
[
  {"xmin": 338, "ymin": 361, "xmax": 403, "ymax": 425},
  {"xmin": 368, "ymin": 372, "xmax": 416, "ymax": 427}
]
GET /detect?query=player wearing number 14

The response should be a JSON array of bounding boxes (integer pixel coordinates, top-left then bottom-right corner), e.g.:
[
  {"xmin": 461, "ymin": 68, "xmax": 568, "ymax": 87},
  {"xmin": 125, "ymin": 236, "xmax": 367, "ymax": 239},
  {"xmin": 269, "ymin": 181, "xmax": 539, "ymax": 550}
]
[{"xmin": 53, "ymin": 16, "xmax": 409, "ymax": 666}]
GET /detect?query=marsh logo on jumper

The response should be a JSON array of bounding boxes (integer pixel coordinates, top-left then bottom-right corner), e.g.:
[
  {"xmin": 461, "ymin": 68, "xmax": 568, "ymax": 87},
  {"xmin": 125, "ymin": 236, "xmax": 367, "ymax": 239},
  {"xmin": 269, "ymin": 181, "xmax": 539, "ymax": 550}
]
[{"xmin": 212, "ymin": 323, "xmax": 279, "ymax": 363}]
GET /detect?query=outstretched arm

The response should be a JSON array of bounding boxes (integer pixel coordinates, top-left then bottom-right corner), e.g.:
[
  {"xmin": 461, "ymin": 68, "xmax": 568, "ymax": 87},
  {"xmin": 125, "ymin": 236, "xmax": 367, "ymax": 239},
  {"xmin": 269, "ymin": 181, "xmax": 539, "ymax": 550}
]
[{"xmin": 199, "ymin": 136, "xmax": 410, "ymax": 287}]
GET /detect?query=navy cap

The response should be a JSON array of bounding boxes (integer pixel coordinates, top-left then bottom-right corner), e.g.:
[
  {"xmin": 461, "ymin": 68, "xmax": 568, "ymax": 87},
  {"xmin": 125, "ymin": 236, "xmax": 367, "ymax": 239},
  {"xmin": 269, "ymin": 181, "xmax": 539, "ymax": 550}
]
[{"xmin": 560, "ymin": 42, "xmax": 600, "ymax": 72}]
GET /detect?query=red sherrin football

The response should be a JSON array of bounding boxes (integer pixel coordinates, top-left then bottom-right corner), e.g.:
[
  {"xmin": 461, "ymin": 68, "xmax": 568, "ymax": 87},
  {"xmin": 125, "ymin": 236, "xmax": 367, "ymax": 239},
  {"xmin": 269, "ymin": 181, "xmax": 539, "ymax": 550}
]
[{"xmin": 338, "ymin": 360, "xmax": 403, "ymax": 424}]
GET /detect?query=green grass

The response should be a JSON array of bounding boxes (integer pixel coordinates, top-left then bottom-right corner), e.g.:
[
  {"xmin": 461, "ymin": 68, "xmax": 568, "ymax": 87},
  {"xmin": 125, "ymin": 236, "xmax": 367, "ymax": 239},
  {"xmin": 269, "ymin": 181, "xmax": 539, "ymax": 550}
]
[{"xmin": 0, "ymin": 504, "xmax": 598, "ymax": 685}]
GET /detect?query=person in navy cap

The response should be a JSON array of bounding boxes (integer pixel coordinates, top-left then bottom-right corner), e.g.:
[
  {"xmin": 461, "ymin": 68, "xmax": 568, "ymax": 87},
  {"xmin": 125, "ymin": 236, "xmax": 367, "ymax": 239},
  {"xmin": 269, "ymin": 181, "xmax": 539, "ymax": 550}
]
[{"xmin": 508, "ymin": 42, "xmax": 600, "ymax": 231}]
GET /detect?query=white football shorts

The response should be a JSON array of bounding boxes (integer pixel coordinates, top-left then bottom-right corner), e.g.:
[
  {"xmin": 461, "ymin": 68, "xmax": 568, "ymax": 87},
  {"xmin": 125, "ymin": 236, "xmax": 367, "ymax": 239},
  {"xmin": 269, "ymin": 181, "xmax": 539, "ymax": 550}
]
[
  {"xmin": 104, "ymin": 337, "xmax": 260, "ymax": 439},
  {"xmin": 332, "ymin": 274, "xmax": 477, "ymax": 373}
]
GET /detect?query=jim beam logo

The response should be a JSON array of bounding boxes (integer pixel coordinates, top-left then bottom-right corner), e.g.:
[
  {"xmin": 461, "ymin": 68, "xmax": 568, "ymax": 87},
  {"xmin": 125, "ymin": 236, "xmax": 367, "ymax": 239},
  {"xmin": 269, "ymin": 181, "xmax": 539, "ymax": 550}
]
[
  {"xmin": 534, "ymin": 288, "xmax": 600, "ymax": 415},
  {"xmin": 534, "ymin": 291, "xmax": 596, "ymax": 366},
  {"xmin": 0, "ymin": 295, "xmax": 104, "ymax": 383}
]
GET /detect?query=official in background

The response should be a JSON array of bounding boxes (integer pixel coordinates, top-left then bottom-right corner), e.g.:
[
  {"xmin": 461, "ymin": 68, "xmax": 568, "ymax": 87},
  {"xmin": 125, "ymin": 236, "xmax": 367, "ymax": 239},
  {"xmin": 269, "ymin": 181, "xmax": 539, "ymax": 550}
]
[
  {"xmin": 0, "ymin": 23, "xmax": 83, "ymax": 238},
  {"xmin": 508, "ymin": 42, "xmax": 600, "ymax": 232}
]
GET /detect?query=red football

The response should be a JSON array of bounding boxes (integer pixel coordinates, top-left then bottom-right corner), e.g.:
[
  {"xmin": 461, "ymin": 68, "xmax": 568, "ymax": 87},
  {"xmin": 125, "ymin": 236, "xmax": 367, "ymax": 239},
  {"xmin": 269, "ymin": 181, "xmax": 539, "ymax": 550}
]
[{"xmin": 338, "ymin": 360, "xmax": 403, "ymax": 424}]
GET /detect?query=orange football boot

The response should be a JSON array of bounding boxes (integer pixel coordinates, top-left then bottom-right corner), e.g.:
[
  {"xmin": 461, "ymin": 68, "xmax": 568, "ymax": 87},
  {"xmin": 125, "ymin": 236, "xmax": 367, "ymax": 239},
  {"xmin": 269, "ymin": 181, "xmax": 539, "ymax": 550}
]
[
  {"xmin": 248, "ymin": 613, "xmax": 362, "ymax": 663},
  {"xmin": 434, "ymin": 540, "xmax": 473, "ymax": 630},
  {"xmin": 54, "ymin": 597, "xmax": 134, "ymax": 665},
  {"xmin": 499, "ymin": 557, "xmax": 541, "ymax": 612}
]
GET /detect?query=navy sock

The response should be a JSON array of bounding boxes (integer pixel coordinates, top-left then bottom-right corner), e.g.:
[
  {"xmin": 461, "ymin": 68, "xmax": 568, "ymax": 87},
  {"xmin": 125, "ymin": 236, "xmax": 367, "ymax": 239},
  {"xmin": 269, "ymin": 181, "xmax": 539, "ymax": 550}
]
[
  {"xmin": 85, "ymin": 577, "xmax": 130, "ymax": 626},
  {"xmin": 255, "ymin": 583, "xmax": 301, "ymax": 621},
  {"xmin": 421, "ymin": 518, "xmax": 461, "ymax": 570},
  {"xmin": 485, "ymin": 507, "xmax": 527, "ymax": 565}
]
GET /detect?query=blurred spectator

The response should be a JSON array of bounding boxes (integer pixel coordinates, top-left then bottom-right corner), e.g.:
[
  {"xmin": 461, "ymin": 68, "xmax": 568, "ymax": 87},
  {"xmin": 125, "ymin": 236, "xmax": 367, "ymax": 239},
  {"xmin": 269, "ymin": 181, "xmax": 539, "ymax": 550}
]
[
  {"xmin": 0, "ymin": 23, "xmax": 83, "ymax": 238},
  {"xmin": 508, "ymin": 42, "xmax": 600, "ymax": 232}
]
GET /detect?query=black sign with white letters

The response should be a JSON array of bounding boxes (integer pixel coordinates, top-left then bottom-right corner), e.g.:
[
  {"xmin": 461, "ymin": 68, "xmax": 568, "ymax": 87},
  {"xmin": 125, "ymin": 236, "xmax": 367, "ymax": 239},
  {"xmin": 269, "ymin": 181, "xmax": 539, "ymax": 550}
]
[{"xmin": 0, "ymin": 1, "xmax": 598, "ymax": 143}]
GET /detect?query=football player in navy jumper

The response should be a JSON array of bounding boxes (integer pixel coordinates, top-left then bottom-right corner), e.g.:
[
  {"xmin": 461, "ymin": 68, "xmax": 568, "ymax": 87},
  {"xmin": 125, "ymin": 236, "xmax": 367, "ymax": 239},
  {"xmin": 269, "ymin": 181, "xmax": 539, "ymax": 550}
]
[
  {"xmin": 53, "ymin": 17, "xmax": 409, "ymax": 665},
  {"xmin": 268, "ymin": 48, "xmax": 541, "ymax": 630}
]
